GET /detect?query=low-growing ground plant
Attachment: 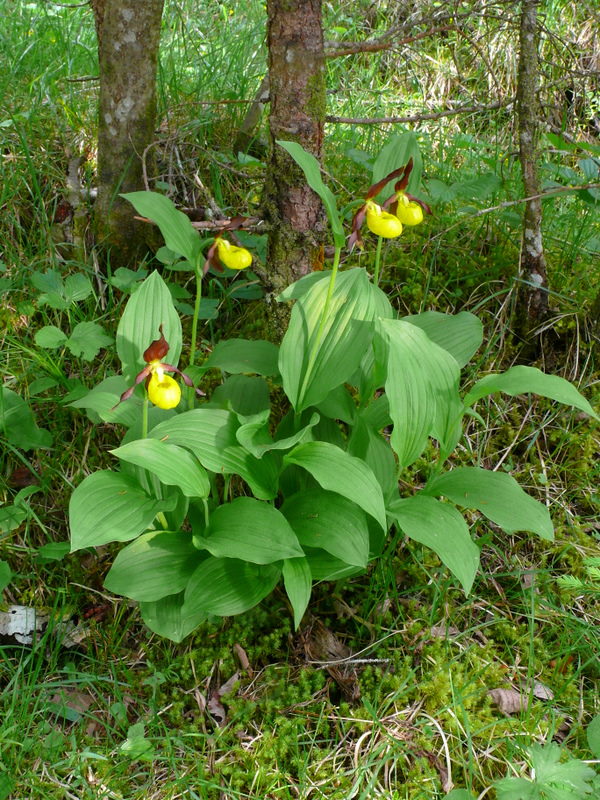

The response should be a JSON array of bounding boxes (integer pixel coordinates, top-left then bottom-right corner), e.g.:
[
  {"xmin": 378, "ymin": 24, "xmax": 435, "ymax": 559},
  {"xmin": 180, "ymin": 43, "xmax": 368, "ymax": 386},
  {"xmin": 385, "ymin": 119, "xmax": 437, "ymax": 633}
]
[{"xmin": 68, "ymin": 138, "xmax": 598, "ymax": 643}]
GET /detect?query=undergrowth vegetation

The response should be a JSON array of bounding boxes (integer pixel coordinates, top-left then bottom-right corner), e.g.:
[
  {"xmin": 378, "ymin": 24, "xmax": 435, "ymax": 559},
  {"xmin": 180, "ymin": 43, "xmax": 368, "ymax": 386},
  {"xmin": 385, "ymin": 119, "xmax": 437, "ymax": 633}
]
[{"xmin": 0, "ymin": 1, "xmax": 599, "ymax": 799}]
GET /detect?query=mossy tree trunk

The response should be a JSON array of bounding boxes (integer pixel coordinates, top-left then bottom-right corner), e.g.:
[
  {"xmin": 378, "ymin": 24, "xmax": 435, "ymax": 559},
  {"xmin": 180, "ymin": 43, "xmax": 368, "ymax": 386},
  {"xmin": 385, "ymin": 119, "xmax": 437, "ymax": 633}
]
[
  {"xmin": 516, "ymin": 0, "xmax": 548, "ymax": 344},
  {"xmin": 91, "ymin": 0, "xmax": 164, "ymax": 267},
  {"xmin": 262, "ymin": 0, "xmax": 327, "ymax": 339}
]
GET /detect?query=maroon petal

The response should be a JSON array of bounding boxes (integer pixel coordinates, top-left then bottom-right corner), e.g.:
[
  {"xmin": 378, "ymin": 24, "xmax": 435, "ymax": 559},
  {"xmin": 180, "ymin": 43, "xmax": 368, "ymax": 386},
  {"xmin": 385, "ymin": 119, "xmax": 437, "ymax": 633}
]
[
  {"xmin": 143, "ymin": 325, "xmax": 170, "ymax": 363},
  {"xmin": 365, "ymin": 164, "xmax": 410, "ymax": 201},
  {"xmin": 112, "ymin": 366, "xmax": 152, "ymax": 409},
  {"xmin": 405, "ymin": 193, "xmax": 432, "ymax": 215},
  {"xmin": 203, "ymin": 240, "xmax": 224, "ymax": 276},
  {"xmin": 393, "ymin": 158, "xmax": 414, "ymax": 193},
  {"xmin": 162, "ymin": 364, "xmax": 206, "ymax": 396},
  {"xmin": 348, "ymin": 205, "xmax": 367, "ymax": 252}
]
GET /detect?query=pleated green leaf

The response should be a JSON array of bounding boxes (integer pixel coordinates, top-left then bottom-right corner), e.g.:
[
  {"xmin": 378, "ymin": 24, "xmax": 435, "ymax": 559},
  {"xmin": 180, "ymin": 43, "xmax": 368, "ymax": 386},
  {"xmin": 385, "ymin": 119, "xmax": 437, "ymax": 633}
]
[
  {"xmin": 116, "ymin": 271, "xmax": 182, "ymax": 382},
  {"xmin": 200, "ymin": 497, "xmax": 303, "ymax": 564},
  {"xmin": 284, "ymin": 441, "xmax": 386, "ymax": 530},
  {"xmin": 282, "ymin": 557, "xmax": 312, "ymax": 630},
  {"xmin": 372, "ymin": 131, "xmax": 423, "ymax": 199},
  {"xmin": 183, "ymin": 557, "xmax": 281, "ymax": 617},
  {"xmin": 104, "ymin": 530, "xmax": 204, "ymax": 601},
  {"xmin": 377, "ymin": 318, "xmax": 462, "ymax": 468},
  {"xmin": 464, "ymin": 365, "xmax": 598, "ymax": 419},
  {"xmin": 203, "ymin": 338, "xmax": 280, "ymax": 376},
  {"xmin": 425, "ymin": 467, "xmax": 554, "ymax": 540},
  {"xmin": 122, "ymin": 192, "xmax": 202, "ymax": 265},
  {"xmin": 140, "ymin": 590, "xmax": 207, "ymax": 643},
  {"xmin": 111, "ymin": 438, "xmax": 210, "ymax": 498},
  {"xmin": 403, "ymin": 310, "xmax": 483, "ymax": 368},
  {"xmin": 276, "ymin": 141, "xmax": 345, "ymax": 247},
  {"xmin": 388, "ymin": 495, "xmax": 480, "ymax": 593},
  {"xmin": 279, "ymin": 268, "xmax": 387, "ymax": 412},
  {"xmin": 282, "ymin": 488, "xmax": 370, "ymax": 567},
  {"xmin": 70, "ymin": 470, "xmax": 165, "ymax": 551},
  {"xmin": 149, "ymin": 408, "xmax": 278, "ymax": 499}
]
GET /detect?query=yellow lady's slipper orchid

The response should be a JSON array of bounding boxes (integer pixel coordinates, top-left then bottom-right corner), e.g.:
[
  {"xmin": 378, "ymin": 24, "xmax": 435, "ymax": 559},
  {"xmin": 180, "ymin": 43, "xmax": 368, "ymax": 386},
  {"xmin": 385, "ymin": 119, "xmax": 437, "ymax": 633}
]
[
  {"xmin": 395, "ymin": 193, "xmax": 424, "ymax": 226},
  {"xmin": 365, "ymin": 201, "xmax": 403, "ymax": 238},
  {"xmin": 147, "ymin": 365, "xmax": 181, "ymax": 410},
  {"xmin": 216, "ymin": 238, "xmax": 252, "ymax": 270},
  {"xmin": 113, "ymin": 326, "xmax": 203, "ymax": 410}
]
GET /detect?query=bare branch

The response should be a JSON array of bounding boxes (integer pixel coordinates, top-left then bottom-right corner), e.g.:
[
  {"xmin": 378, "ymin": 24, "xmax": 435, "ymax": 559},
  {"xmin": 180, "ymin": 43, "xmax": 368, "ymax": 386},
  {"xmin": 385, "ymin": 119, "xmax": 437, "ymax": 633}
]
[{"xmin": 326, "ymin": 100, "xmax": 511, "ymax": 126}]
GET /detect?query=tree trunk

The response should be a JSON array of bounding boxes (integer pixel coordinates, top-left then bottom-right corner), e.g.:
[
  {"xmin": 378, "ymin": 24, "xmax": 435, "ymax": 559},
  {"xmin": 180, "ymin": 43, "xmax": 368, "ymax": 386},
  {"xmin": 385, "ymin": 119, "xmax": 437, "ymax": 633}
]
[
  {"xmin": 516, "ymin": 0, "xmax": 548, "ymax": 343},
  {"xmin": 262, "ymin": 0, "xmax": 327, "ymax": 339},
  {"xmin": 92, "ymin": 0, "xmax": 164, "ymax": 266}
]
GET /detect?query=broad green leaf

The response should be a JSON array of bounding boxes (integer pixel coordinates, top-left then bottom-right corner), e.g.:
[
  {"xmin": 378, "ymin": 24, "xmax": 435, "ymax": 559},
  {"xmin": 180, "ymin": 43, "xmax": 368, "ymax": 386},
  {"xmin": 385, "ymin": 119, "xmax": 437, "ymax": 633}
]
[
  {"xmin": 0, "ymin": 560, "xmax": 12, "ymax": 592},
  {"xmin": 203, "ymin": 339, "xmax": 280, "ymax": 376},
  {"xmin": 210, "ymin": 375, "xmax": 270, "ymax": 416},
  {"xmin": 281, "ymin": 488, "xmax": 370, "ymax": 567},
  {"xmin": 36, "ymin": 542, "xmax": 70, "ymax": 563},
  {"xmin": 453, "ymin": 173, "xmax": 502, "ymax": 200},
  {"xmin": 30, "ymin": 269, "xmax": 63, "ymax": 294},
  {"xmin": 445, "ymin": 791, "xmax": 476, "ymax": 800},
  {"xmin": 67, "ymin": 321, "xmax": 114, "ymax": 361},
  {"xmin": 0, "ymin": 504, "xmax": 27, "ymax": 533},
  {"xmin": 315, "ymin": 385, "xmax": 356, "ymax": 424},
  {"xmin": 403, "ymin": 311, "xmax": 483, "ymax": 368},
  {"xmin": 183, "ymin": 557, "xmax": 281, "ymax": 617},
  {"xmin": 104, "ymin": 530, "xmax": 204, "ymax": 601},
  {"xmin": 348, "ymin": 416, "xmax": 398, "ymax": 502},
  {"xmin": 276, "ymin": 141, "xmax": 345, "ymax": 247},
  {"xmin": 531, "ymin": 743, "xmax": 596, "ymax": 796},
  {"xmin": 70, "ymin": 375, "xmax": 141, "ymax": 427},
  {"xmin": 122, "ymin": 191, "xmax": 202, "ymax": 265},
  {"xmin": 464, "ymin": 365, "xmax": 598, "ymax": 419},
  {"xmin": 35, "ymin": 325, "xmax": 68, "ymax": 349},
  {"xmin": 140, "ymin": 590, "xmax": 207, "ymax": 643},
  {"xmin": 280, "ymin": 268, "xmax": 386, "ymax": 412},
  {"xmin": 426, "ymin": 467, "xmax": 553, "ymax": 540},
  {"xmin": 305, "ymin": 549, "xmax": 365, "ymax": 581},
  {"xmin": 63, "ymin": 273, "xmax": 93, "ymax": 304},
  {"xmin": 116, "ymin": 271, "xmax": 182, "ymax": 383},
  {"xmin": 587, "ymin": 715, "xmax": 600, "ymax": 759},
  {"xmin": 111, "ymin": 439, "xmax": 210, "ymax": 498},
  {"xmin": 284, "ymin": 441, "xmax": 386, "ymax": 530},
  {"xmin": 236, "ymin": 412, "xmax": 319, "ymax": 459},
  {"xmin": 119, "ymin": 723, "xmax": 155, "ymax": 760},
  {"xmin": 372, "ymin": 131, "xmax": 423, "ymax": 198},
  {"xmin": 149, "ymin": 408, "xmax": 278, "ymax": 499},
  {"xmin": 377, "ymin": 318, "xmax": 462, "ymax": 468},
  {"xmin": 278, "ymin": 271, "xmax": 329, "ymax": 302},
  {"xmin": 200, "ymin": 497, "xmax": 303, "ymax": 564},
  {"xmin": 283, "ymin": 557, "xmax": 312, "ymax": 629},
  {"xmin": 69, "ymin": 470, "xmax": 166, "ymax": 551},
  {"xmin": 388, "ymin": 495, "xmax": 480, "ymax": 593},
  {"xmin": 0, "ymin": 387, "xmax": 52, "ymax": 450}
]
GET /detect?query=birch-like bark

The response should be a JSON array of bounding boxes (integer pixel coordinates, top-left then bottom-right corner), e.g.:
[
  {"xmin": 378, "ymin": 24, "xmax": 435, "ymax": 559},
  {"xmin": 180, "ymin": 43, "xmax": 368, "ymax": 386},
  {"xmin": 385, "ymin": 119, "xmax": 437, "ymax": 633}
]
[
  {"xmin": 516, "ymin": 0, "xmax": 548, "ymax": 334},
  {"xmin": 262, "ymin": 0, "xmax": 327, "ymax": 339},
  {"xmin": 92, "ymin": 0, "xmax": 164, "ymax": 266}
]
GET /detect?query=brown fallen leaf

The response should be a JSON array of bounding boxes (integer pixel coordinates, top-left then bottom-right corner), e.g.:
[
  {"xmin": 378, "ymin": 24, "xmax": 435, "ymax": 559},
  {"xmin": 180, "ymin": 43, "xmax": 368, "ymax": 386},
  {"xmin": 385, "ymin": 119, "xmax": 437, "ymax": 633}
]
[
  {"xmin": 48, "ymin": 688, "xmax": 94, "ymax": 722},
  {"xmin": 488, "ymin": 687, "xmax": 530, "ymax": 714},
  {"xmin": 301, "ymin": 617, "xmax": 361, "ymax": 702}
]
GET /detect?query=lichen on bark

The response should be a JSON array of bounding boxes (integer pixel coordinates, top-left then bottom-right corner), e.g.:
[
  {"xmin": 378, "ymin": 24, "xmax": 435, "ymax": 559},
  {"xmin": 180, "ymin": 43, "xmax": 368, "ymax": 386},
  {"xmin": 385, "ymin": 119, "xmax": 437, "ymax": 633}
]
[
  {"xmin": 92, "ymin": 0, "xmax": 164, "ymax": 267},
  {"xmin": 516, "ymin": 0, "xmax": 549, "ymax": 341},
  {"xmin": 262, "ymin": 0, "xmax": 328, "ymax": 340}
]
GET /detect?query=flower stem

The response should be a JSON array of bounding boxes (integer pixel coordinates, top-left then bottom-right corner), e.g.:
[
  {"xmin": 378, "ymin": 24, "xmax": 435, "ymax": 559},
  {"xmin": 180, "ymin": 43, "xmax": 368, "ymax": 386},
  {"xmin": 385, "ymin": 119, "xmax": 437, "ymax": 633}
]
[
  {"xmin": 373, "ymin": 235, "xmax": 383, "ymax": 286},
  {"xmin": 298, "ymin": 246, "xmax": 341, "ymax": 407},
  {"xmin": 188, "ymin": 261, "xmax": 204, "ymax": 408},
  {"xmin": 141, "ymin": 394, "xmax": 149, "ymax": 438}
]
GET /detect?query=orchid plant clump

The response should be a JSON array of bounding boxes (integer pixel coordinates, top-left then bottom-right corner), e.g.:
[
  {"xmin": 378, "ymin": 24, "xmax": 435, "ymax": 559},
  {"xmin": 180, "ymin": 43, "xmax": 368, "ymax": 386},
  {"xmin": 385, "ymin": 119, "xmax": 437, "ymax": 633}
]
[{"xmin": 68, "ymin": 133, "xmax": 598, "ymax": 643}]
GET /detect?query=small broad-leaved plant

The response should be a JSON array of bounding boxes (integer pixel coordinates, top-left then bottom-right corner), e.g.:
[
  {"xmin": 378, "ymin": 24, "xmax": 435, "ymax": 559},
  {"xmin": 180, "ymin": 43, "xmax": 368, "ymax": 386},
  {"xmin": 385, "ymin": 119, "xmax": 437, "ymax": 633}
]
[{"xmin": 68, "ymin": 134, "xmax": 598, "ymax": 643}]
